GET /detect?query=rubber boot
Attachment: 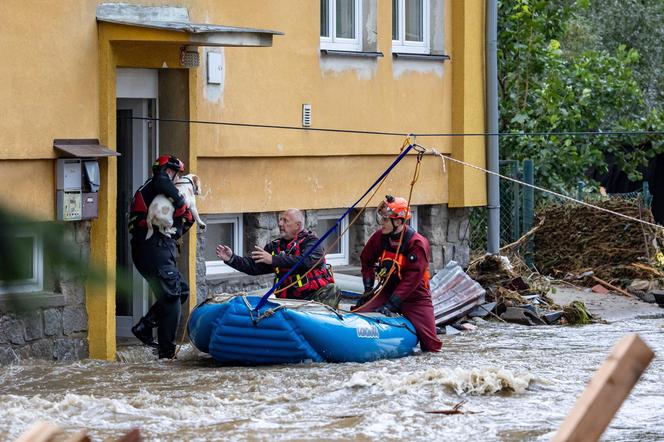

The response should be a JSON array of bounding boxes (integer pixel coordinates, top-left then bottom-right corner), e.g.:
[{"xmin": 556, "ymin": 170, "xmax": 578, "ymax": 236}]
[{"xmin": 131, "ymin": 317, "xmax": 158, "ymax": 348}]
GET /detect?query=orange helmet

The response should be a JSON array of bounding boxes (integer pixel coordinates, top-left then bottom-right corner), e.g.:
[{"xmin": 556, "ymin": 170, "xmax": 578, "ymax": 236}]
[{"xmin": 382, "ymin": 195, "xmax": 411, "ymax": 220}]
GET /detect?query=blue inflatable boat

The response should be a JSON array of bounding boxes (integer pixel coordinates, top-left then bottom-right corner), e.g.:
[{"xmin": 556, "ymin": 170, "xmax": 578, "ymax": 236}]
[{"xmin": 187, "ymin": 295, "xmax": 418, "ymax": 364}]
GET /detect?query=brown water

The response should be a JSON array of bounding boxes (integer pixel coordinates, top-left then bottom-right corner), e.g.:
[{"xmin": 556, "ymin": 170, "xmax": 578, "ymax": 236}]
[{"xmin": 1, "ymin": 318, "xmax": 663, "ymax": 441}]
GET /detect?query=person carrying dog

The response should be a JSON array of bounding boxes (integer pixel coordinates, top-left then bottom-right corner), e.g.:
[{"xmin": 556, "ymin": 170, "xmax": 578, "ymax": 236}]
[
  {"xmin": 128, "ymin": 154, "xmax": 194, "ymax": 359},
  {"xmin": 215, "ymin": 208, "xmax": 340, "ymax": 308},
  {"xmin": 352, "ymin": 195, "xmax": 442, "ymax": 352}
]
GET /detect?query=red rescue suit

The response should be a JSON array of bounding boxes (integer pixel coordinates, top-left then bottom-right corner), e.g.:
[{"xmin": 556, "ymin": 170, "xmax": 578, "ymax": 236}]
[{"xmin": 356, "ymin": 227, "xmax": 442, "ymax": 352}]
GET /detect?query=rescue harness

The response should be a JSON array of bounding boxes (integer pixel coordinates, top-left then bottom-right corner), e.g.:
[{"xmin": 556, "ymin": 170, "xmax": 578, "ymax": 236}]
[{"xmin": 272, "ymin": 231, "xmax": 334, "ymax": 299}]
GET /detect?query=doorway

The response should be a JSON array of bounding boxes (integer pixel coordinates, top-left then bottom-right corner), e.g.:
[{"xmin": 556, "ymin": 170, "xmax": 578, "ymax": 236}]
[{"xmin": 115, "ymin": 69, "xmax": 158, "ymax": 337}]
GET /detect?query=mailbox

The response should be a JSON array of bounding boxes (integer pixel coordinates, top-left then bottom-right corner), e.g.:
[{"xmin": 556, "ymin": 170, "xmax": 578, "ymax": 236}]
[{"xmin": 54, "ymin": 139, "xmax": 120, "ymax": 222}]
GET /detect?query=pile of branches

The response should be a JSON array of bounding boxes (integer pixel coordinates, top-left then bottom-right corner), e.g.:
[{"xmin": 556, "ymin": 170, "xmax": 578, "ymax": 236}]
[{"xmin": 533, "ymin": 198, "xmax": 662, "ymax": 285}]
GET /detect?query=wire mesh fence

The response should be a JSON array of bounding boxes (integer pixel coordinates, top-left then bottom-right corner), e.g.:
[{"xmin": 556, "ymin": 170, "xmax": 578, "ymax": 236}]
[{"xmin": 470, "ymin": 160, "xmax": 528, "ymax": 256}]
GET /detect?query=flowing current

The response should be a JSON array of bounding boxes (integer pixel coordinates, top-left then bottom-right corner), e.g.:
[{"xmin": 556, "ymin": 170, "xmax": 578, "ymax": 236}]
[{"xmin": 1, "ymin": 318, "xmax": 663, "ymax": 441}]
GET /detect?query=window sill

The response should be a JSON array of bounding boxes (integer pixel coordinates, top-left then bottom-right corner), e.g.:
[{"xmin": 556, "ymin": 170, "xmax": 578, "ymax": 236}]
[
  {"xmin": 393, "ymin": 53, "xmax": 450, "ymax": 62},
  {"xmin": 0, "ymin": 291, "xmax": 66, "ymax": 313},
  {"xmin": 321, "ymin": 49, "xmax": 384, "ymax": 58}
]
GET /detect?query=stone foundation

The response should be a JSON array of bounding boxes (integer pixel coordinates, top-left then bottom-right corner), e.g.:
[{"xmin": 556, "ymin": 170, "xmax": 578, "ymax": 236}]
[{"xmin": 0, "ymin": 222, "xmax": 90, "ymax": 364}]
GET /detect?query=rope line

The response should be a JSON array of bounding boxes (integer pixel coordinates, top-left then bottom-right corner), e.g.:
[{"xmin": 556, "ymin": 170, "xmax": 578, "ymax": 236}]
[
  {"xmin": 127, "ymin": 116, "xmax": 664, "ymax": 138},
  {"xmin": 422, "ymin": 144, "xmax": 664, "ymax": 231},
  {"xmin": 255, "ymin": 138, "xmax": 417, "ymax": 310}
]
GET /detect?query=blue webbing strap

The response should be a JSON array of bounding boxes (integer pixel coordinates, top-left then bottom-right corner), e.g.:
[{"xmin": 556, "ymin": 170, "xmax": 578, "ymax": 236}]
[{"xmin": 255, "ymin": 143, "xmax": 415, "ymax": 310}]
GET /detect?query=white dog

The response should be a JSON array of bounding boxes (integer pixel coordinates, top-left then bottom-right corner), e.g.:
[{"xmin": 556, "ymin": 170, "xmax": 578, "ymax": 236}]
[{"xmin": 145, "ymin": 174, "xmax": 207, "ymax": 240}]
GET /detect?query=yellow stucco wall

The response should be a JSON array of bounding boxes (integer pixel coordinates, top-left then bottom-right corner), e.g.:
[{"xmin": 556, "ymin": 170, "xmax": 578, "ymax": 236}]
[{"xmin": 1, "ymin": 0, "xmax": 487, "ymax": 360}]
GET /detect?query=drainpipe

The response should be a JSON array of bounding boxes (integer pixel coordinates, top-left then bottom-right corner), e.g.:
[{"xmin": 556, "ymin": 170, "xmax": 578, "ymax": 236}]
[{"xmin": 486, "ymin": 0, "xmax": 500, "ymax": 254}]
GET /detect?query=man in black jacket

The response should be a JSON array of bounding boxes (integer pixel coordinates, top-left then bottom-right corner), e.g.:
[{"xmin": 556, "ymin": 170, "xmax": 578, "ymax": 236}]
[
  {"xmin": 128, "ymin": 154, "xmax": 194, "ymax": 359},
  {"xmin": 215, "ymin": 208, "xmax": 340, "ymax": 307}
]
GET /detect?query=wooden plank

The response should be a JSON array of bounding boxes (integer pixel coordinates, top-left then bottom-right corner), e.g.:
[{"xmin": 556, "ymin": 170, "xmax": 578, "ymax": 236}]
[
  {"xmin": 14, "ymin": 422, "xmax": 62, "ymax": 442},
  {"xmin": 552, "ymin": 334, "xmax": 654, "ymax": 442},
  {"xmin": 590, "ymin": 276, "xmax": 633, "ymax": 298}
]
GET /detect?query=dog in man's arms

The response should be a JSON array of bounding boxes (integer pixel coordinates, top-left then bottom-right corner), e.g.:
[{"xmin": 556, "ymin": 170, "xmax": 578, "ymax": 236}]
[{"xmin": 145, "ymin": 174, "xmax": 207, "ymax": 239}]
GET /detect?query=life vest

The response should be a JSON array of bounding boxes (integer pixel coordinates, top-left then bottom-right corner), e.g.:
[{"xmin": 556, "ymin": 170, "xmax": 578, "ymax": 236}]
[
  {"xmin": 128, "ymin": 181, "xmax": 150, "ymax": 234},
  {"xmin": 272, "ymin": 231, "xmax": 334, "ymax": 299},
  {"xmin": 378, "ymin": 226, "xmax": 430, "ymax": 289}
]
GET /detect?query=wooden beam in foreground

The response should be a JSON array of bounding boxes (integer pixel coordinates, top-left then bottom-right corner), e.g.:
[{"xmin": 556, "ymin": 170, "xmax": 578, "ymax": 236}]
[{"xmin": 553, "ymin": 334, "xmax": 654, "ymax": 442}]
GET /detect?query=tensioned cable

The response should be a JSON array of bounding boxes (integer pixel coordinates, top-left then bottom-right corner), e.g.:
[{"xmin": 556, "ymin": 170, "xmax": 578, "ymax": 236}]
[
  {"xmin": 255, "ymin": 140, "xmax": 416, "ymax": 311},
  {"xmin": 128, "ymin": 116, "xmax": 664, "ymax": 138},
  {"xmin": 420, "ymin": 143, "xmax": 664, "ymax": 231}
]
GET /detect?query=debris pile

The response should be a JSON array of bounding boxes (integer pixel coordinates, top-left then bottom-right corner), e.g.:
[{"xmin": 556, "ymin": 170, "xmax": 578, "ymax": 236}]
[
  {"xmin": 533, "ymin": 198, "xmax": 663, "ymax": 286},
  {"xmin": 465, "ymin": 254, "xmax": 585, "ymax": 324}
]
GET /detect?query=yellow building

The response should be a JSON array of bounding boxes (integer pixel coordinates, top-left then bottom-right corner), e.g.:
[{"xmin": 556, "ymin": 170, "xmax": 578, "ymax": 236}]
[{"xmin": 0, "ymin": 0, "xmax": 486, "ymax": 362}]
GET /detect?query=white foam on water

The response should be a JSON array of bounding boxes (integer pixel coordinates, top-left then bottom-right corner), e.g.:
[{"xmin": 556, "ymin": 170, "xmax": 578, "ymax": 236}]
[{"xmin": 343, "ymin": 366, "xmax": 536, "ymax": 395}]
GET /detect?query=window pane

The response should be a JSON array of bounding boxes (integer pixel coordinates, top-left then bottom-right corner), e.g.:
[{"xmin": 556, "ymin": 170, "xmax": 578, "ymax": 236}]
[
  {"xmin": 1, "ymin": 236, "xmax": 34, "ymax": 281},
  {"xmin": 405, "ymin": 0, "xmax": 423, "ymax": 42},
  {"xmin": 204, "ymin": 222, "xmax": 234, "ymax": 262},
  {"xmin": 336, "ymin": 0, "xmax": 355, "ymax": 39},
  {"xmin": 320, "ymin": 0, "xmax": 329, "ymax": 37},
  {"xmin": 317, "ymin": 218, "xmax": 341, "ymax": 255},
  {"xmin": 392, "ymin": 0, "xmax": 399, "ymax": 40}
]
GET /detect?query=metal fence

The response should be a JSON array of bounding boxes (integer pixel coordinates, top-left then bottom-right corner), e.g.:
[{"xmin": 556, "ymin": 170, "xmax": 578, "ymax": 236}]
[{"xmin": 469, "ymin": 159, "xmax": 534, "ymax": 256}]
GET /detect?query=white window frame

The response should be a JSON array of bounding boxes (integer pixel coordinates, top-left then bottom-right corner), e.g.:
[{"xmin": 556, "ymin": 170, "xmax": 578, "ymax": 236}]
[
  {"xmin": 409, "ymin": 206, "xmax": 419, "ymax": 231},
  {"xmin": 320, "ymin": 0, "xmax": 362, "ymax": 51},
  {"xmin": 392, "ymin": 0, "xmax": 430, "ymax": 54},
  {"xmin": 317, "ymin": 209, "xmax": 349, "ymax": 266},
  {"xmin": 0, "ymin": 231, "xmax": 43, "ymax": 294},
  {"xmin": 204, "ymin": 214, "xmax": 243, "ymax": 276}
]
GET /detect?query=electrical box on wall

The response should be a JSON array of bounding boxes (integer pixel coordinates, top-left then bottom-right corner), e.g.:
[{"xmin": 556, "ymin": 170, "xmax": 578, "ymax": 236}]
[
  {"xmin": 55, "ymin": 158, "xmax": 100, "ymax": 221},
  {"xmin": 53, "ymin": 138, "xmax": 121, "ymax": 222}
]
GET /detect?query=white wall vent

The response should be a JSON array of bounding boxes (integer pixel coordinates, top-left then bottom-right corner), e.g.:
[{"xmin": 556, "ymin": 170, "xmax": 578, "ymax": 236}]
[{"xmin": 302, "ymin": 104, "xmax": 312, "ymax": 127}]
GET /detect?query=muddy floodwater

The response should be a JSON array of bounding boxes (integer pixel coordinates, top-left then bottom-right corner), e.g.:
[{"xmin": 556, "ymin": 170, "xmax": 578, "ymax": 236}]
[{"xmin": 1, "ymin": 317, "xmax": 663, "ymax": 441}]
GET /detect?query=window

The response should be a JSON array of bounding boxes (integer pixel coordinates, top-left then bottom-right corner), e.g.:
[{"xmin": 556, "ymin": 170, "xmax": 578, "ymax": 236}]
[
  {"xmin": 0, "ymin": 231, "xmax": 43, "ymax": 294},
  {"xmin": 203, "ymin": 214, "xmax": 243, "ymax": 276},
  {"xmin": 316, "ymin": 210, "xmax": 349, "ymax": 266},
  {"xmin": 408, "ymin": 206, "xmax": 418, "ymax": 231},
  {"xmin": 320, "ymin": 0, "xmax": 361, "ymax": 51},
  {"xmin": 392, "ymin": 0, "xmax": 430, "ymax": 54}
]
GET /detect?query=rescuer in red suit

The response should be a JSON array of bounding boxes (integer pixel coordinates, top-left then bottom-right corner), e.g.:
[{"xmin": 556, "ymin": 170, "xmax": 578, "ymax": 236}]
[{"xmin": 353, "ymin": 195, "xmax": 442, "ymax": 352}]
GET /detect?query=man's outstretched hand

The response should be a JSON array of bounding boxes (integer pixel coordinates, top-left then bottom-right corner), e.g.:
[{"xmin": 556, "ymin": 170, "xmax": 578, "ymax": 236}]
[
  {"xmin": 251, "ymin": 246, "xmax": 273, "ymax": 265},
  {"xmin": 216, "ymin": 244, "xmax": 233, "ymax": 262}
]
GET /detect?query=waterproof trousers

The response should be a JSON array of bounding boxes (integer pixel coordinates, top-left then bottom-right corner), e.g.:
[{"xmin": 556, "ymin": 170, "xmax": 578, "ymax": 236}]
[
  {"xmin": 399, "ymin": 297, "xmax": 442, "ymax": 352},
  {"xmin": 131, "ymin": 233, "xmax": 189, "ymax": 358}
]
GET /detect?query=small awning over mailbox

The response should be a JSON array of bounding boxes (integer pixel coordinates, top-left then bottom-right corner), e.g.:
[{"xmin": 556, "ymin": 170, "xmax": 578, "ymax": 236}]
[
  {"xmin": 54, "ymin": 139, "xmax": 120, "ymax": 158},
  {"xmin": 96, "ymin": 4, "xmax": 283, "ymax": 47}
]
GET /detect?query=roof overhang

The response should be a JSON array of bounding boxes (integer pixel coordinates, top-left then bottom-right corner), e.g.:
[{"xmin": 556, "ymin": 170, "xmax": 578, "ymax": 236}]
[
  {"xmin": 54, "ymin": 139, "xmax": 120, "ymax": 158},
  {"xmin": 96, "ymin": 4, "xmax": 283, "ymax": 47}
]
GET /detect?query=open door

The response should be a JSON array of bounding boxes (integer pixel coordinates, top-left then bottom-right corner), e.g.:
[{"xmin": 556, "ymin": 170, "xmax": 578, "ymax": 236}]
[{"xmin": 115, "ymin": 69, "xmax": 158, "ymax": 338}]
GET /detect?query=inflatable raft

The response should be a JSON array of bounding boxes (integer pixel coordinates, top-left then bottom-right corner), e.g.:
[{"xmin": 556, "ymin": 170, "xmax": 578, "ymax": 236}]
[{"xmin": 187, "ymin": 294, "xmax": 418, "ymax": 364}]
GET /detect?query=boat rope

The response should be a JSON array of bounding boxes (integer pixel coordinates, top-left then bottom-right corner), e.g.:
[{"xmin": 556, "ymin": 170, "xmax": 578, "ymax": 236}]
[
  {"xmin": 255, "ymin": 137, "xmax": 418, "ymax": 310},
  {"xmin": 417, "ymin": 143, "xmax": 664, "ymax": 232},
  {"xmin": 271, "ymin": 137, "xmax": 414, "ymax": 297},
  {"xmin": 351, "ymin": 144, "xmax": 426, "ymax": 310}
]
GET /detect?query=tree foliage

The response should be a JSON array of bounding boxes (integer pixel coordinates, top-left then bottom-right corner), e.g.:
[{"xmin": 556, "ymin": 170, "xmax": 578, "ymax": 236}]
[{"xmin": 498, "ymin": 0, "xmax": 663, "ymax": 193}]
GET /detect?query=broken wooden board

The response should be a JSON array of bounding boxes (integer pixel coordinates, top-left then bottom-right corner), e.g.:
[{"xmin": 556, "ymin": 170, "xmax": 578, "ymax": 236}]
[{"xmin": 552, "ymin": 334, "xmax": 654, "ymax": 442}]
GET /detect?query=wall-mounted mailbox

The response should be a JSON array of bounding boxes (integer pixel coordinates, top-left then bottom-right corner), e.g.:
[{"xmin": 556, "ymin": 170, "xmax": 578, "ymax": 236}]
[{"xmin": 54, "ymin": 139, "xmax": 120, "ymax": 222}]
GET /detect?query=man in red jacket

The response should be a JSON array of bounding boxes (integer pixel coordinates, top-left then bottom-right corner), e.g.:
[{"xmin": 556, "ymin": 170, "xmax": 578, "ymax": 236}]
[{"xmin": 353, "ymin": 195, "xmax": 442, "ymax": 352}]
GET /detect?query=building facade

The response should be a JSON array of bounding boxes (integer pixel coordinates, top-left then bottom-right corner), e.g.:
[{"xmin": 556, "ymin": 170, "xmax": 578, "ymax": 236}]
[{"xmin": 0, "ymin": 0, "xmax": 487, "ymax": 363}]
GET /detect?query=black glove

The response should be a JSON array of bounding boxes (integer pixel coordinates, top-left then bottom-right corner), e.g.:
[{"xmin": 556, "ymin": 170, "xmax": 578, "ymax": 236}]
[
  {"xmin": 375, "ymin": 301, "xmax": 399, "ymax": 317},
  {"xmin": 363, "ymin": 277, "xmax": 375, "ymax": 293},
  {"xmin": 354, "ymin": 289, "xmax": 374, "ymax": 309}
]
